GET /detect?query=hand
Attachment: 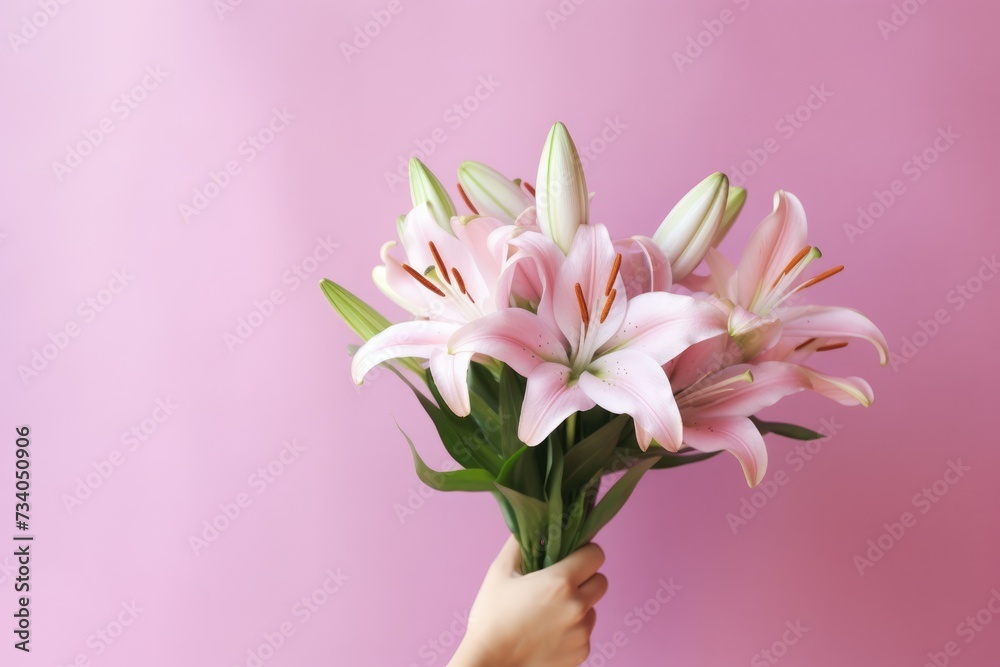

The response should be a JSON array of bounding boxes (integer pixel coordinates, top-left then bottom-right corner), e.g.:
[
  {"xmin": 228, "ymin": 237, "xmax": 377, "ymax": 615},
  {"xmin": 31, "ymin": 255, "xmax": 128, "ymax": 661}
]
[{"xmin": 449, "ymin": 535, "xmax": 608, "ymax": 667}]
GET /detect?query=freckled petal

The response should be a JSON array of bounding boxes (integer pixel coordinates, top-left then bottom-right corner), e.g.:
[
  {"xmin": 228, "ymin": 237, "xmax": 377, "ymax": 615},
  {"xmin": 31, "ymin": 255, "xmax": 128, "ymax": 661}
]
[
  {"xmin": 579, "ymin": 350, "xmax": 683, "ymax": 451},
  {"xmin": 599, "ymin": 292, "xmax": 727, "ymax": 365},
  {"xmin": 518, "ymin": 363, "xmax": 596, "ymax": 446},
  {"xmin": 448, "ymin": 309, "xmax": 569, "ymax": 376}
]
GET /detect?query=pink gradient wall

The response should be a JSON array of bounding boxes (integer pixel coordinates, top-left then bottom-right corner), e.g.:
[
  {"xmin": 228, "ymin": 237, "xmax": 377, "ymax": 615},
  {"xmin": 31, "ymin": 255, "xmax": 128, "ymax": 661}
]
[{"xmin": 2, "ymin": 0, "xmax": 998, "ymax": 665}]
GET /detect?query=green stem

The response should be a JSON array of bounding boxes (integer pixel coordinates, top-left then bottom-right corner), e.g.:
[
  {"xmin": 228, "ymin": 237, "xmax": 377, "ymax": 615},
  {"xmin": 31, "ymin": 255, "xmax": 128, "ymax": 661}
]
[{"xmin": 565, "ymin": 413, "xmax": 577, "ymax": 447}]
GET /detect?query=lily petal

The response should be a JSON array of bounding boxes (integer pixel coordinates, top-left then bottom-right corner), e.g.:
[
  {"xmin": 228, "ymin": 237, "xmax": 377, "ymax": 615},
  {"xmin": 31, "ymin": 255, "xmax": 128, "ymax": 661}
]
[
  {"xmin": 737, "ymin": 190, "xmax": 809, "ymax": 309},
  {"xmin": 352, "ymin": 321, "xmax": 458, "ymax": 383},
  {"xmin": 686, "ymin": 361, "xmax": 809, "ymax": 418},
  {"xmin": 682, "ymin": 416, "xmax": 768, "ymax": 487},
  {"xmin": 519, "ymin": 363, "xmax": 596, "ymax": 446},
  {"xmin": 599, "ymin": 291, "xmax": 727, "ymax": 365},
  {"xmin": 798, "ymin": 366, "xmax": 875, "ymax": 407},
  {"xmin": 429, "ymin": 349, "xmax": 474, "ymax": 416},
  {"xmin": 613, "ymin": 235, "xmax": 672, "ymax": 297},
  {"xmin": 449, "ymin": 309, "xmax": 569, "ymax": 376},
  {"xmin": 554, "ymin": 224, "xmax": 626, "ymax": 351},
  {"xmin": 778, "ymin": 305, "xmax": 889, "ymax": 366},
  {"xmin": 579, "ymin": 350, "xmax": 683, "ymax": 451}
]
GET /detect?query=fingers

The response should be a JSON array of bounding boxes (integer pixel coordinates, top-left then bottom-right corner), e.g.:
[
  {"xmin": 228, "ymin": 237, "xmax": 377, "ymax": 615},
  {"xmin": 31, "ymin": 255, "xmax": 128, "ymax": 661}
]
[
  {"xmin": 491, "ymin": 534, "xmax": 523, "ymax": 576},
  {"xmin": 551, "ymin": 542, "xmax": 605, "ymax": 585},
  {"xmin": 577, "ymin": 572, "xmax": 608, "ymax": 608}
]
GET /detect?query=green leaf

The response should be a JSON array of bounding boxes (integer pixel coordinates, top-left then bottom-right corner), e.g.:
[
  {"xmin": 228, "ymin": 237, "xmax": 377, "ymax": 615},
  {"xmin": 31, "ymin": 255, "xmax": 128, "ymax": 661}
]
[
  {"xmin": 495, "ymin": 482, "xmax": 549, "ymax": 573},
  {"xmin": 396, "ymin": 421, "xmax": 495, "ymax": 492},
  {"xmin": 563, "ymin": 415, "xmax": 629, "ymax": 491},
  {"xmin": 647, "ymin": 448, "xmax": 722, "ymax": 469},
  {"xmin": 498, "ymin": 365, "xmax": 525, "ymax": 459},
  {"xmin": 576, "ymin": 457, "xmax": 657, "ymax": 548},
  {"xmin": 469, "ymin": 362, "xmax": 501, "ymax": 412},
  {"xmin": 751, "ymin": 416, "xmax": 824, "ymax": 440},
  {"xmin": 425, "ymin": 371, "xmax": 504, "ymax": 474},
  {"xmin": 322, "ymin": 279, "xmax": 424, "ymax": 376},
  {"xmin": 411, "ymin": 387, "xmax": 482, "ymax": 471},
  {"xmin": 543, "ymin": 438, "xmax": 565, "ymax": 568}
]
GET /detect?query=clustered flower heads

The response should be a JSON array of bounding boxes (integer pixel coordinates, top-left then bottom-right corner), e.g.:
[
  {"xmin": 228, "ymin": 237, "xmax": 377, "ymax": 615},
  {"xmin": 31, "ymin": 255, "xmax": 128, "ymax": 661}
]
[{"xmin": 323, "ymin": 121, "xmax": 886, "ymax": 568}]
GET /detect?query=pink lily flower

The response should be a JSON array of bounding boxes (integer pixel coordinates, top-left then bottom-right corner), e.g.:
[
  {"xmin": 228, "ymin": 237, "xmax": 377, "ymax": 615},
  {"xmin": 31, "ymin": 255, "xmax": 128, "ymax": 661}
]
[
  {"xmin": 699, "ymin": 190, "xmax": 889, "ymax": 365},
  {"xmin": 449, "ymin": 223, "xmax": 727, "ymax": 448},
  {"xmin": 672, "ymin": 361, "xmax": 870, "ymax": 487},
  {"xmin": 352, "ymin": 203, "xmax": 509, "ymax": 416}
]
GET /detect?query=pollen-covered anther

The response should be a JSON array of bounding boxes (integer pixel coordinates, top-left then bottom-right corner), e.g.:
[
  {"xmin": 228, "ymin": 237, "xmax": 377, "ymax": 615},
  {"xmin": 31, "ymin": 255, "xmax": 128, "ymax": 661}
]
[
  {"xmin": 606, "ymin": 253, "xmax": 622, "ymax": 296},
  {"xmin": 428, "ymin": 241, "xmax": 451, "ymax": 284},
  {"xmin": 599, "ymin": 289, "xmax": 617, "ymax": 324},
  {"xmin": 575, "ymin": 283, "xmax": 590, "ymax": 325},
  {"xmin": 772, "ymin": 246, "xmax": 813, "ymax": 288},
  {"xmin": 402, "ymin": 263, "xmax": 446, "ymax": 297},
  {"xmin": 817, "ymin": 342, "xmax": 849, "ymax": 352},
  {"xmin": 797, "ymin": 265, "xmax": 844, "ymax": 291}
]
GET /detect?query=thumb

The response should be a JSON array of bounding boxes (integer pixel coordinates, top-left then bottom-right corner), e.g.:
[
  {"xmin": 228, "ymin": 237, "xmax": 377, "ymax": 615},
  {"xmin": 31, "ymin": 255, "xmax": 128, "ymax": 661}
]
[{"xmin": 491, "ymin": 534, "xmax": 523, "ymax": 576}]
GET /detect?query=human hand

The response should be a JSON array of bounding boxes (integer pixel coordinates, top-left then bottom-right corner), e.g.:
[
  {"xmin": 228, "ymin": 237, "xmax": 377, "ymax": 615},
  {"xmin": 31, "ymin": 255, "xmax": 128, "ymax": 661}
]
[{"xmin": 449, "ymin": 535, "xmax": 608, "ymax": 667}]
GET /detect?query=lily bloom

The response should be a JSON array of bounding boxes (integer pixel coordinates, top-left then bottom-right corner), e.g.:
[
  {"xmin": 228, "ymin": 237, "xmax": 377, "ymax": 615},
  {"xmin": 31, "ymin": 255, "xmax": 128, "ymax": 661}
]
[
  {"xmin": 353, "ymin": 203, "xmax": 508, "ymax": 416},
  {"xmin": 700, "ymin": 190, "xmax": 888, "ymax": 364},
  {"xmin": 450, "ymin": 223, "xmax": 726, "ymax": 448}
]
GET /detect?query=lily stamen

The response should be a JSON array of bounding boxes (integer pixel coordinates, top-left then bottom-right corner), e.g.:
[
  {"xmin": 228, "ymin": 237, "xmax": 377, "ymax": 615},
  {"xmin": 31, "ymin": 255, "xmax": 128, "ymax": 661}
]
[
  {"xmin": 817, "ymin": 342, "xmax": 849, "ymax": 352},
  {"xmin": 522, "ymin": 181, "xmax": 536, "ymax": 197},
  {"xmin": 575, "ymin": 283, "xmax": 590, "ymax": 326},
  {"xmin": 456, "ymin": 183, "xmax": 479, "ymax": 215},
  {"xmin": 794, "ymin": 337, "xmax": 818, "ymax": 351},
  {"xmin": 796, "ymin": 265, "xmax": 844, "ymax": 292},
  {"xmin": 599, "ymin": 289, "xmax": 617, "ymax": 323},
  {"xmin": 402, "ymin": 263, "xmax": 446, "ymax": 297},
  {"xmin": 606, "ymin": 253, "xmax": 622, "ymax": 296},
  {"xmin": 451, "ymin": 268, "xmax": 475, "ymax": 303},
  {"xmin": 772, "ymin": 246, "xmax": 813, "ymax": 288},
  {"xmin": 428, "ymin": 241, "xmax": 451, "ymax": 284}
]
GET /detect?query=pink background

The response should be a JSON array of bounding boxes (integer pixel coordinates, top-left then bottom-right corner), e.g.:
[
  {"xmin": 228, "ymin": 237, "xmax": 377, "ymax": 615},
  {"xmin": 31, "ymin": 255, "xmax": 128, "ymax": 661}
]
[{"xmin": 2, "ymin": 0, "xmax": 998, "ymax": 665}]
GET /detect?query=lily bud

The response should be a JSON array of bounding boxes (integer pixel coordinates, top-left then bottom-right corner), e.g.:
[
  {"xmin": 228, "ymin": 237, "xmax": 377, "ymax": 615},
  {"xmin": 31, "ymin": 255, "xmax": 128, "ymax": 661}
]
[
  {"xmin": 408, "ymin": 158, "xmax": 456, "ymax": 232},
  {"xmin": 535, "ymin": 122, "xmax": 589, "ymax": 254},
  {"xmin": 652, "ymin": 172, "xmax": 729, "ymax": 280},
  {"xmin": 711, "ymin": 186, "xmax": 746, "ymax": 248},
  {"xmin": 456, "ymin": 161, "xmax": 534, "ymax": 222},
  {"xmin": 320, "ymin": 279, "xmax": 425, "ymax": 376}
]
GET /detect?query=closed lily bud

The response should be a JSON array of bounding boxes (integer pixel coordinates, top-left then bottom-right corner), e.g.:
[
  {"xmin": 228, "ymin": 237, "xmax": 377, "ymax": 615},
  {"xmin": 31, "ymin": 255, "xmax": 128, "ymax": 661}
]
[
  {"xmin": 408, "ymin": 158, "xmax": 456, "ymax": 231},
  {"xmin": 456, "ymin": 161, "xmax": 534, "ymax": 222},
  {"xmin": 711, "ymin": 186, "xmax": 746, "ymax": 248},
  {"xmin": 535, "ymin": 122, "xmax": 589, "ymax": 254},
  {"xmin": 652, "ymin": 172, "xmax": 729, "ymax": 280}
]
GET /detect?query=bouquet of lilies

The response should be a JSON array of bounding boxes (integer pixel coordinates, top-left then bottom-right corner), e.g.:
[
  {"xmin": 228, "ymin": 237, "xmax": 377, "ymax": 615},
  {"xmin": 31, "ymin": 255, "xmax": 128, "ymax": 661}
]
[{"xmin": 322, "ymin": 122, "xmax": 887, "ymax": 572}]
